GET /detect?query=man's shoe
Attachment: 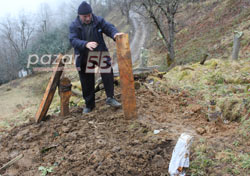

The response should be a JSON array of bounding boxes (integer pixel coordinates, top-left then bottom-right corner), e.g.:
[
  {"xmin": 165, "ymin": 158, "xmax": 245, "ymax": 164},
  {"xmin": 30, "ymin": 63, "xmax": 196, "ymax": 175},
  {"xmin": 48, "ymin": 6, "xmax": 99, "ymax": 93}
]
[
  {"xmin": 106, "ymin": 97, "xmax": 122, "ymax": 108},
  {"xmin": 82, "ymin": 107, "xmax": 94, "ymax": 114}
]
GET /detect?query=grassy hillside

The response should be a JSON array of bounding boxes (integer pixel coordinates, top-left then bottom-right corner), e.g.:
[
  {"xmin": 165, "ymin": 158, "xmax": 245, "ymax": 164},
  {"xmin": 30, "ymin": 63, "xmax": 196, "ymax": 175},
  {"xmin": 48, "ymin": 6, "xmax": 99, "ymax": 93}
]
[
  {"xmin": 176, "ymin": 0, "xmax": 250, "ymax": 63},
  {"xmin": 164, "ymin": 58, "xmax": 250, "ymax": 121},
  {"xmin": 146, "ymin": 0, "xmax": 249, "ymax": 67},
  {"xmin": 0, "ymin": 72, "xmax": 52, "ymax": 130}
]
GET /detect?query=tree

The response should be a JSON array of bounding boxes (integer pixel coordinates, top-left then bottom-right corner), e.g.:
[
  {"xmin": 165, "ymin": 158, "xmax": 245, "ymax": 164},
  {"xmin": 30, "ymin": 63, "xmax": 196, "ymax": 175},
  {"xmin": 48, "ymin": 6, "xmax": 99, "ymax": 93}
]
[
  {"xmin": 38, "ymin": 3, "xmax": 52, "ymax": 33},
  {"xmin": 69, "ymin": 0, "xmax": 110, "ymax": 17},
  {"xmin": 0, "ymin": 38, "xmax": 19, "ymax": 82},
  {"xmin": 114, "ymin": 0, "xmax": 134, "ymax": 24},
  {"xmin": 136, "ymin": 0, "xmax": 181, "ymax": 63},
  {"xmin": 0, "ymin": 13, "xmax": 35, "ymax": 78},
  {"xmin": 0, "ymin": 14, "xmax": 34, "ymax": 58}
]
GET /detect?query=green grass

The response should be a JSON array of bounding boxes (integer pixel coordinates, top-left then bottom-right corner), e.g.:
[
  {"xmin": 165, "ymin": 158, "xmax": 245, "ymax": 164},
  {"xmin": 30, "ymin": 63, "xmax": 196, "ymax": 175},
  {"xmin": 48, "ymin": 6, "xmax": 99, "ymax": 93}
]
[
  {"xmin": 239, "ymin": 113, "xmax": 250, "ymax": 140},
  {"xmin": 189, "ymin": 140, "xmax": 250, "ymax": 175},
  {"xmin": 189, "ymin": 140, "xmax": 215, "ymax": 176}
]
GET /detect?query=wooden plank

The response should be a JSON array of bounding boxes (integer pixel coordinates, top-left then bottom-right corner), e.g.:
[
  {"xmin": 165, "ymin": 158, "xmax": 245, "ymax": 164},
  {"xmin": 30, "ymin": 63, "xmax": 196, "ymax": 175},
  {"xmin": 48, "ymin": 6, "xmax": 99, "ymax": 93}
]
[
  {"xmin": 35, "ymin": 54, "xmax": 64, "ymax": 123},
  {"xmin": 59, "ymin": 77, "xmax": 72, "ymax": 116},
  {"xmin": 116, "ymin": 34, "xmax": 137, "ymax": 119}
]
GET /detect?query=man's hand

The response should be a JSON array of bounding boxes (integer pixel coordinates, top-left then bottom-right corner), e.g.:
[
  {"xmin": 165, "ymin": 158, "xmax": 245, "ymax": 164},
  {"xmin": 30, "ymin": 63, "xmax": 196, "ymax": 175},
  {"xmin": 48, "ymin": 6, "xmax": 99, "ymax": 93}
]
[
  {"xmin": 86, "ymin": 42, "xmax": 98, "ymax": 51},
  {"xmin": 114, "ymin": 33, "xmax": 125, "ymax": 40}
]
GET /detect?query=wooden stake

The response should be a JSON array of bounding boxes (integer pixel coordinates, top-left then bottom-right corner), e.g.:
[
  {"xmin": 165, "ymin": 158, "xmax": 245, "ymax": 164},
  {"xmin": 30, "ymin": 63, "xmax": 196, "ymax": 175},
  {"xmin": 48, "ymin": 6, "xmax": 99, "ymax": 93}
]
[
  {"xmin": 142, "ymin": 82, "xmax": 160, "ymax": 98},
  {"xmin": 35, "ymin": 54, "xmax": 64, "ymax": 123},
  {"xmin": 116, "ymin": 34, "xmax": 137, "ymax": 119},
  {"xmin": 59, "ymin": 77, "xmax": 72, "ymax": 116},
  {"xmin": 0, "ymin": 154, "xmax": 23, "ymax": 172}
]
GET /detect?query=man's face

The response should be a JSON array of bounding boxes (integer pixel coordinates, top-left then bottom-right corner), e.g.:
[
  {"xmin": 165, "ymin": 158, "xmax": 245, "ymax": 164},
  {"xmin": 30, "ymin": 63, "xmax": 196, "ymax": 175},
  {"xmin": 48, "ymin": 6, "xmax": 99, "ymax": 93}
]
[{"xmin": 79, "ymin": 14, "xmax": 92, "ymax": 24}]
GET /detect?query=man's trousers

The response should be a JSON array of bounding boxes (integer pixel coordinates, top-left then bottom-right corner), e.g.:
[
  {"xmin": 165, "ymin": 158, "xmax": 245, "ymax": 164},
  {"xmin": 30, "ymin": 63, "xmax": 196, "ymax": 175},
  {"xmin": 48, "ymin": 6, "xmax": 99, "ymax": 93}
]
[{"xmin": 78, "ymin": 69, "xmax": 114, "ymax": 109}]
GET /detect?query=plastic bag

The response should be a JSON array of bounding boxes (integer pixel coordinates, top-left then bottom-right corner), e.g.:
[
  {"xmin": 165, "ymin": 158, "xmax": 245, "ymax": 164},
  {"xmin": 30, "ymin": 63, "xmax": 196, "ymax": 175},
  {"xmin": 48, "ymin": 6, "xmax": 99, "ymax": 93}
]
[{"xmin": 168, "ymin": 133, "xmax": 194, "ymax": 176}]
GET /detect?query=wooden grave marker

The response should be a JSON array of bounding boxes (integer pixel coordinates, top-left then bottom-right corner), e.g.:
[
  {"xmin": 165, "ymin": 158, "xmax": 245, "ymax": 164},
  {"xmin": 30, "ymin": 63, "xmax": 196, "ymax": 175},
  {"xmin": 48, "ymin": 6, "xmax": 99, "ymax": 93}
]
[
  {"xmin": 116, "ymin": 33, "xmax": 137, "ymax": 119},
  {"xmin": 35, "ymin": 54, "xmax": 65, "ymax": 123}
]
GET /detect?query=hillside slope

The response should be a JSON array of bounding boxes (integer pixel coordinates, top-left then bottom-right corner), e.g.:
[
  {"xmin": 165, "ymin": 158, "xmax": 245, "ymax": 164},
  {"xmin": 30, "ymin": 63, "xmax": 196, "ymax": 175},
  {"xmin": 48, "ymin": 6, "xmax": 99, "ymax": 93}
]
[
  {"xmin": 147, "ymin": 0, "xmax": 249, "ymax": 66},
  {"xmin": 0, "ymin": 1, "xmax": 249, "ymax": 175}
]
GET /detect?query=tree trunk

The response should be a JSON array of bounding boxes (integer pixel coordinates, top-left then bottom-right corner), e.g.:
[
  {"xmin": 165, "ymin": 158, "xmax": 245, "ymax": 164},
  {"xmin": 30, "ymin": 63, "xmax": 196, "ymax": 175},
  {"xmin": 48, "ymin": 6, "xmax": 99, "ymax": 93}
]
[
  {"xmin": 168, "ymin": 16, "xmax": 175, "ymax": 61},
  {"xmin": 107, "ymin": 0, "xmax": 112, "ymax": 11},
  {"xmin": 146, "ymin": 8, "xmax": 168, "ymax": 48},
  {"xmin": 126, "ymin": 11, "xmax": 130, "ymax": 24}
]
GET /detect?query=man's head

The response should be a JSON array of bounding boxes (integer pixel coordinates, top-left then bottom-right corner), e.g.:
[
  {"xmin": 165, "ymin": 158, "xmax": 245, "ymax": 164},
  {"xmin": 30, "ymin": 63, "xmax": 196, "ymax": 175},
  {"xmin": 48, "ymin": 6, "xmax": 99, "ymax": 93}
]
[{"xmin": 78, "ymin": 1, "xmax": 92, "ymax": 24}]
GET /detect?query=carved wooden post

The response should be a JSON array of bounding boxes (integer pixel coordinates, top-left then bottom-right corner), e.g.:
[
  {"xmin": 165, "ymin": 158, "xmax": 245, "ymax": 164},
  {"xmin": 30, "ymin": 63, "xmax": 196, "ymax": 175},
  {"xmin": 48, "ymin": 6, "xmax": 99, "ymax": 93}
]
[
  {"xmin": 116, "ymin": 33, "xmax": 137, "ymax": 119},
  {"xmin": 59, "ymin": 77, "xmax": 72, "ymax": 116}
]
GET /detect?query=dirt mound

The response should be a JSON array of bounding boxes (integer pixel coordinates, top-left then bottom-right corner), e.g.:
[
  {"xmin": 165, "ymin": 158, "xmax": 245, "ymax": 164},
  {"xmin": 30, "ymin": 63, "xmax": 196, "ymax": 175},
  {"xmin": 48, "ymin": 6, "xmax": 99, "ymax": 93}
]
[{"xmin": 0, "ymin": 87, "xmax": 237, "ymax": 176}]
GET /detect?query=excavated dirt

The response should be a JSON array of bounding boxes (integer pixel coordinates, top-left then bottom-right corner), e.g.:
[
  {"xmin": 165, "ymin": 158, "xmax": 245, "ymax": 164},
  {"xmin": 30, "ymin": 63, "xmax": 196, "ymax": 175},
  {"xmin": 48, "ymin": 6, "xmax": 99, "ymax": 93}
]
[{"xmin": 0, "ymin": 86, "xmax": 238, "ymax": 176}]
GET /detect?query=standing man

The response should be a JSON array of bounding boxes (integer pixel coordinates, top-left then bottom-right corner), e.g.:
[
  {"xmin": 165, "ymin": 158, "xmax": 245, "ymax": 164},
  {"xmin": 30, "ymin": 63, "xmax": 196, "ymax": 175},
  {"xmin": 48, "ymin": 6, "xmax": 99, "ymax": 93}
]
[{"xmin": 69, "ymin": 1, "xmax": 122, "ymax": 114}]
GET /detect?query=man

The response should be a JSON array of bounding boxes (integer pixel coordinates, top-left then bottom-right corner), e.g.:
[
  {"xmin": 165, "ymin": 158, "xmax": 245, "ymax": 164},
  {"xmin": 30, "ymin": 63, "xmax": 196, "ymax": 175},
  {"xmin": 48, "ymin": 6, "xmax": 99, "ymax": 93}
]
[{"xmin": 69, "ymin": 1, "xmax": 122, "ymax": 114}]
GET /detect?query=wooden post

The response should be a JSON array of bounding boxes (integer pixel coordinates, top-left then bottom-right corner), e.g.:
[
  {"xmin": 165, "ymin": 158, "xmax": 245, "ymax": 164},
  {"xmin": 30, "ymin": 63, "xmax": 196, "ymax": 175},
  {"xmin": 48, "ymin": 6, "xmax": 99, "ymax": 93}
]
[
  {"xmin": 59, "ymin": 77, "xmax": 72, "ymax": 116},
  {"xmin": 116, "ymin": 34, "xmax": 137, "ymax": 119},
  {"xmin": 232, "ymin": 31, "xmax": 244, "ymax": 60},
  {"xmin": 35, "ymin": 54, "xmax": 64, "ymax": 123}
]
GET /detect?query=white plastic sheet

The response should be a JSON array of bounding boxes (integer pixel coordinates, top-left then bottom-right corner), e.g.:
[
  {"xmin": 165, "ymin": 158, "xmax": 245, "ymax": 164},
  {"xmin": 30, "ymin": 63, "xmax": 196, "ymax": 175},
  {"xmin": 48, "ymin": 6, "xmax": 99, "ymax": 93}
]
[{"xmin": 168, "ymin": 133, "xmax": 194, "ymax": 176}]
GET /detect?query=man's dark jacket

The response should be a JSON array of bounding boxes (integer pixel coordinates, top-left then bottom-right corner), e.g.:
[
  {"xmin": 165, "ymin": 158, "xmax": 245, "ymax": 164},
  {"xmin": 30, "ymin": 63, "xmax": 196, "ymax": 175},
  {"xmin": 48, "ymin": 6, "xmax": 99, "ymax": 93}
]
[{"xmin": 69, "ymin": 14, "xmax": 118, "ymax": 69}]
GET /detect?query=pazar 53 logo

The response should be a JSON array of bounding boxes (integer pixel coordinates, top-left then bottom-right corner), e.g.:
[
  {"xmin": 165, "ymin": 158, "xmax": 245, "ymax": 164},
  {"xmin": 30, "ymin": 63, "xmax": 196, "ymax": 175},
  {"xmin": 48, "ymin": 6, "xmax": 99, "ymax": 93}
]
[
  {"xmin": 85, "ymin": 51, "xmax": 113, "ymax": 73},
  {"xmin": 27, "ymin": 54, "xmax": 73, "ymax": 68}
]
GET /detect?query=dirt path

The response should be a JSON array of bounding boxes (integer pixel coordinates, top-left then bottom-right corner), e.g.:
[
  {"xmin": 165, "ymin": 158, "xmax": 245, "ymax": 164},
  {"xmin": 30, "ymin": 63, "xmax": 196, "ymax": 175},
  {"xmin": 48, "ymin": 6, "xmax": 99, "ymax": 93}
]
[
  {"xmin": 129, "ymin": 11, "xmax": 148, "ymax": 64},
  {"xmin": 113, "ymin": 11, "xmax": 148, "ymax": 73},
  {"xmin": 0, "ymin": 85, "xmax": 237, "ymax": 176}
]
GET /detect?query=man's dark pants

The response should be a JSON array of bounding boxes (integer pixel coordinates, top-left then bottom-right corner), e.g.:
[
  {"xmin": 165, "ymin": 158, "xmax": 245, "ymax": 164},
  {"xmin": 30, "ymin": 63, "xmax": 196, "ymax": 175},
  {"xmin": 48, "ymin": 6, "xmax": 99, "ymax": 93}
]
[{"xmin": 78, "ymin": 67, "xmax": 114, "ymax": 109}]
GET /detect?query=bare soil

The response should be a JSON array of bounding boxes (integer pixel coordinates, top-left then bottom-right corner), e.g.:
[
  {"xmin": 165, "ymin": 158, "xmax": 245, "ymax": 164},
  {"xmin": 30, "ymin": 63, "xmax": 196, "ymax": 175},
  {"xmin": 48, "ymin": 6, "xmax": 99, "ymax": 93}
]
[{"xmin": 0, "ymin": 86, "xmax": 238, "ymax": 176}]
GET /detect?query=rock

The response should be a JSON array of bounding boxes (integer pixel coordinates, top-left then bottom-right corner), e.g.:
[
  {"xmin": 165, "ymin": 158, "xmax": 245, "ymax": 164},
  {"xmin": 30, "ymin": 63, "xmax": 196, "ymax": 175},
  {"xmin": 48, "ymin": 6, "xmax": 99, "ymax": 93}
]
[
  {"xmin": 111, "ymin": 146, "xmax": 121, "ymax": 152},
  {"xmin": 16, "ymin": 104, "xmax": 23, "ymax": 110},
  {"xmin": 63, "ymin": 118, "xmax": 75, "ymax": 126},
  {"xmin": 134, "ymin": 81, "xmax": 141, "ymax": 90},
  {"xmin": 189, "ymin": 104, "xmax": 202, "ymax": 113},
  {"xmin": 96, "ymin": 139, "xmax": 107, "ymax": 147},
  {"xmin": 66, "ymin": 132, "xmax": 78, "ymax": 141},
  {"xmin": 196, "ymin": 127, "xmax": 206, "ymax": 135},
  {"xmin": 211, "ymin": 127, "xmax": 218, "ymax": 133},
  {"xmin": 152, "ymin": 155, "xmax": 165, "ymax": 168},
  {"xmin": 38, "ymin": 128, "xmax": 47, "ymax": 135},
  {"xmin": 20, "ymin": 129, "xmax": 29, "ymax": 136},
  {"xmin": 15, "ymin": 129, "xmax": 30, "ymax": 140},
  {"xmin": 62, "ymin": 126, "xmax": 71, "ymax": 133},
  {"xmin": 88, "ymin": 150, "xmax": 105, "ymax": 164}
]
